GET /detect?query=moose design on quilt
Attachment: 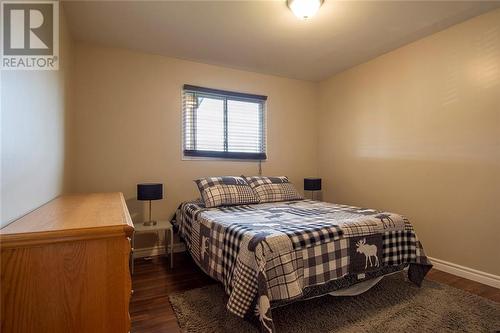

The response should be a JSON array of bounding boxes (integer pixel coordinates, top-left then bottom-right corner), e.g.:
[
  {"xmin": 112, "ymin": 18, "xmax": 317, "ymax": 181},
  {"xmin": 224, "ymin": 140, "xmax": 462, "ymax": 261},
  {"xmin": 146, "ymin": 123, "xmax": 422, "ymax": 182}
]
[{"xmin": 349, "ymin": 234, "xmax": 382, "ymax": 272}]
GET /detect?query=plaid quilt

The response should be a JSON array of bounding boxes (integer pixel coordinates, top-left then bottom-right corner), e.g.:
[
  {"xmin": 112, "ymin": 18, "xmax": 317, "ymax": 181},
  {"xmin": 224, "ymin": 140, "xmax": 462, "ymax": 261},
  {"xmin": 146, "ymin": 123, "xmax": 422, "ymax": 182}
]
[{"xmin": 173, "ymin": 199, "xmax": 432, "ymax": 333}]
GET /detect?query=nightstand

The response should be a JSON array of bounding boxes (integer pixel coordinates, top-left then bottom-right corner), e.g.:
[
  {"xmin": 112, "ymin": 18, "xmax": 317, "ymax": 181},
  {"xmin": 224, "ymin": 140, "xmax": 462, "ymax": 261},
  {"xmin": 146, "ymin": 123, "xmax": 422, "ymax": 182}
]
[{"xmin": 131, "ymin": 220, "xmax": 174, "ymax": 274}]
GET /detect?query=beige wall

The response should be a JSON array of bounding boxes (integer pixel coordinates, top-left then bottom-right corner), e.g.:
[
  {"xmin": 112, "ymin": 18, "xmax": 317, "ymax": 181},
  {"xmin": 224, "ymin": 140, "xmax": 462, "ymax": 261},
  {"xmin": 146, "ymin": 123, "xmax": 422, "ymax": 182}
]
[
  {"xmin": 70, "ymin": 43, "xmax": 318, "ymax": 248},
  {"xmin": 11, "ymin": 6, "xmax": 494, "ymax": 273},
  {"xmin": 1, "ymin": 9, "xmax": 74, "ymax": 227},
  {"xmin": 318, "ymin": 9, "xmax": 500, "ymax": 275}
]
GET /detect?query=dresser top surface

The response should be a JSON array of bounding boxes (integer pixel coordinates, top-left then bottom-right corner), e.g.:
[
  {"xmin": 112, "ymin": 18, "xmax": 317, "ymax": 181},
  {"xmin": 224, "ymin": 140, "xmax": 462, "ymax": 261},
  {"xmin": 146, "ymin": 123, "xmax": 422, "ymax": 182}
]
[{"xmin": 1, "ymin": 193, "xmax": 134, "ymax": 247}]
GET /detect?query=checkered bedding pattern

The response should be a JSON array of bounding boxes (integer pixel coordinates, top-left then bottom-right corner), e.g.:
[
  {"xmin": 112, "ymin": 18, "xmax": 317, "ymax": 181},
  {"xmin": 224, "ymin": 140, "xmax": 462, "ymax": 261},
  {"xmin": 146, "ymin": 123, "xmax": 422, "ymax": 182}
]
[
  {"xmin": 302, "ymin": 238, "xmax": 349, "ymax": 286},
  {"xmin": 195, "ymin": 176, "xmax": 259, "ymax": 208},
  {"xmin": 173, "ymin": 199, "xmax": 432, "ymax": 333},
  {"xmin": 244, "ymin": 176, "xmax": 303, "ymax": 203}
]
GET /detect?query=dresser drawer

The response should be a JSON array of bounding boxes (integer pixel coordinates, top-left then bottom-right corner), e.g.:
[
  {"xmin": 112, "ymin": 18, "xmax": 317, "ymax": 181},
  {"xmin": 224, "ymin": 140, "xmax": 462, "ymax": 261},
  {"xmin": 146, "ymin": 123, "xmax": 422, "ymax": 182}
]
[{"xmin": 0, "ymin": 193, "xmax": 134, "ymax": 333}]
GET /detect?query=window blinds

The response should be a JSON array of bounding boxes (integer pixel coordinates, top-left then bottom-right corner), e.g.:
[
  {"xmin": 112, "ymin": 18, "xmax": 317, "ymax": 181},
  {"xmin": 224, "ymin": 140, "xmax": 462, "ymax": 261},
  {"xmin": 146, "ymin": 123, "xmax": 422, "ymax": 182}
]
[{"xmin": 182, "ymin": 85, "xmax": 267, "ymax": 160}]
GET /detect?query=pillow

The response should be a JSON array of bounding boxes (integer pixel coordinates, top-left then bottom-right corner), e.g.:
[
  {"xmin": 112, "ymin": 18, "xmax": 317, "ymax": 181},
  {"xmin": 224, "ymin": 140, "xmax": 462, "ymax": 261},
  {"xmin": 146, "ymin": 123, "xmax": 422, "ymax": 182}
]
[
  {"xmin": 244, "ymin": 176, "xmax": 303, "ymax": 203},
  {"xmin": 194, "ymin": 176, "xmax": 259, "ymax": 208}
]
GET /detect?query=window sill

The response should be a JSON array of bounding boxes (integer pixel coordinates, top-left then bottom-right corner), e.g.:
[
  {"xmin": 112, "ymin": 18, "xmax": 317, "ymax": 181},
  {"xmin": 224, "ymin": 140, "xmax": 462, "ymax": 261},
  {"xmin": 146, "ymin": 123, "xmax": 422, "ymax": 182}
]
[{"xmin": 181, "ymin": 155, "xmax": 266, "ymax": 162}]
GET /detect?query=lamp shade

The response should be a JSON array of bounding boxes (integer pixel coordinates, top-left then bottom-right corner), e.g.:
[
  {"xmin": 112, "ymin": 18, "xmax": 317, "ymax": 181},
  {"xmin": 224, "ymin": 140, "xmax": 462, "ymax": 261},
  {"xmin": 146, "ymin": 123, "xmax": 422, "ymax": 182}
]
[
  {"xmin": 137, "ymin": 183, "xmax": 163, "ymax": 201},
  {"xmin": 304, "ymin": 178, "xmax": 321, "ymax": 191}
]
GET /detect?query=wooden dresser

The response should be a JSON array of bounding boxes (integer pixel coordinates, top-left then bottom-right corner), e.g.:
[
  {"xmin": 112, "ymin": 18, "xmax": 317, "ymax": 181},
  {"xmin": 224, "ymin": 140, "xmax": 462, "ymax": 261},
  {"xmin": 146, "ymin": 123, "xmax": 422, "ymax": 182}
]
[{"xmin": 0, "ymin": 193, "xmax": 134, "ymax": 333}]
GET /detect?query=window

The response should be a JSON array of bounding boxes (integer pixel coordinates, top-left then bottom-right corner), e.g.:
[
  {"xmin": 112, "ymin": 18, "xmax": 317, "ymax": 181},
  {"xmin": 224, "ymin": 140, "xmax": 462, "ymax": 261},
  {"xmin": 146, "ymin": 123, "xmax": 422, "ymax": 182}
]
[{"xmin": 182, "ymin": 85, "xmax": 267, "ymax": 160}]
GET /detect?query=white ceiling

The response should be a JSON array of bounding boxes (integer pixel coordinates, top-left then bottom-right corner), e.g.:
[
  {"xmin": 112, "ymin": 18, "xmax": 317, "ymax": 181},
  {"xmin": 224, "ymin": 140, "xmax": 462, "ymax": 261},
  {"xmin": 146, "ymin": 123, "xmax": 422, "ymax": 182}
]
[{"xmin": 63, "ymin": 1, "xmax": 500, "ymax": 81}]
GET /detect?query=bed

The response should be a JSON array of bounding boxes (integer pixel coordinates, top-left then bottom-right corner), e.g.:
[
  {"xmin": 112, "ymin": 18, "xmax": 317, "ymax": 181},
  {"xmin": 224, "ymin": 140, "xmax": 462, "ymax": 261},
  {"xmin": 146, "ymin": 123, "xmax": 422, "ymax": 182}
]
[{"xmin": 173, "ymin": 198, "xmax": 432, "ymax": 332}]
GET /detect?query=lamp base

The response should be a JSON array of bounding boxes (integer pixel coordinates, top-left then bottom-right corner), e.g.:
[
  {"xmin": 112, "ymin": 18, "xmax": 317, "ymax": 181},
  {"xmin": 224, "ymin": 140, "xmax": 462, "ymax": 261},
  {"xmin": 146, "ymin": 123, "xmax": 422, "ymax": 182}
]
[
  {"xmin": 310, "ymin": 191, "xmax": 319, "ymax": 200},
  {"xmin": 143, "ymin": 220, "xmax": 157, "ymax": 227}
]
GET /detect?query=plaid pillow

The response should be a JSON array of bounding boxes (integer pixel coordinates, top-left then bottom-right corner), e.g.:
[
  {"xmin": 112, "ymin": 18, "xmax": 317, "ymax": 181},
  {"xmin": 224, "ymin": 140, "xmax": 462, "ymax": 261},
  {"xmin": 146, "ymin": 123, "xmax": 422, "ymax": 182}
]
[
  {"xmin": 244, "ymin": 176, "xmax": 303, "ymax": 203},
  {"xmin": 194, "ymin": 176, "xmax": 259, "ymax": 208}
]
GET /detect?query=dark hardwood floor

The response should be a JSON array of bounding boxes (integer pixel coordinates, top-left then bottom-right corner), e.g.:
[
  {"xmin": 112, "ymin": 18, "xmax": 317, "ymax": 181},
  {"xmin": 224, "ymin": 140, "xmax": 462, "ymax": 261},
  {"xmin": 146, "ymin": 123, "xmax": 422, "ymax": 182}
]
[
  {"xmin": 425, "ymin": 268, "xmax": 500, "ymax": 303},
  {"xmin": 130, "ymin": 253, "xmax": 500, "ymax": 333},
  {"xmin": 130, "ymin": 253, "xmax": 215, "ymax": 333}
]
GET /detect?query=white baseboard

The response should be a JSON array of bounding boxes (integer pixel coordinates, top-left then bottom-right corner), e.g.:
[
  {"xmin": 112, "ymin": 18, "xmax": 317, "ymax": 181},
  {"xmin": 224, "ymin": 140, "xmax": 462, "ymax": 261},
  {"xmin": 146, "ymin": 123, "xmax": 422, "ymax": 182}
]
[
  {"xmin": 134, "ymin": 242, "xmax": 186, "ymax": 258},
  {"xmin": 428, "ymin": 256, "xmax": 500, "ymax": 289}
]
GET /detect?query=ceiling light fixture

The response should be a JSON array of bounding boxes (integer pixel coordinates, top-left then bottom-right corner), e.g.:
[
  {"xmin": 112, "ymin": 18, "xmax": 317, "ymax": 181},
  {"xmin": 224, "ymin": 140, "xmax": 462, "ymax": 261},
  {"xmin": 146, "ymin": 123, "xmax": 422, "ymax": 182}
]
[{"xmin": 287, "ymin": 0, "xmax": 324, "ymax": 20}]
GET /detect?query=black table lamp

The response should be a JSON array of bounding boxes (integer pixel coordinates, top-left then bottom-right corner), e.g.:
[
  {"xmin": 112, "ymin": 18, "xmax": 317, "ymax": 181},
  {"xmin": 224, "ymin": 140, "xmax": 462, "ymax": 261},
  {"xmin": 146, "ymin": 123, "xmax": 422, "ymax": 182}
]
[
  {"xmin": 137, "ymin": 183, "xmax": 163, "ymax": 226},
  {"xmin": 304, "ymin": 178, "xmax": 321, "ymax": 200}
]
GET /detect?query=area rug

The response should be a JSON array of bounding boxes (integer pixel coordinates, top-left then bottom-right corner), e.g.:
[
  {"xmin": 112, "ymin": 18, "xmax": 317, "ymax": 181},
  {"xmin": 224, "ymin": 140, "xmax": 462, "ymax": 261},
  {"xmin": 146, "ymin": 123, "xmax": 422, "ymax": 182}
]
[{"xmin": 169, "ymin": 272, "xmax": 500, "ymax": 332}]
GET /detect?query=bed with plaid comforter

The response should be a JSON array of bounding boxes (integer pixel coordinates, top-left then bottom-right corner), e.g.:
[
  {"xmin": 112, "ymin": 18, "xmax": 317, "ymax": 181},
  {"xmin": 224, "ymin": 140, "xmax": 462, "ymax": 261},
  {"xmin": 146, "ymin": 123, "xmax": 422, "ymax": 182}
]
[{"xmin": 173, "ymin": 199, "xmax": 432, "ymax": 332}]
